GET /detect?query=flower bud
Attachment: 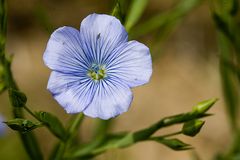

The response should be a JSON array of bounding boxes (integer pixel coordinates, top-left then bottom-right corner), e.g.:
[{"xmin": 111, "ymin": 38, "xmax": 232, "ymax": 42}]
[
  {"xmin": 182, "ymin": 120, "xmax": 205, "ymax": 137},
  {"xmin": 4, "ymin": 118, "xmax": 39, "ymax": 133},
  {"xmin": 192, "ymin": 98, "xmax": 218, "ymax": 114}
]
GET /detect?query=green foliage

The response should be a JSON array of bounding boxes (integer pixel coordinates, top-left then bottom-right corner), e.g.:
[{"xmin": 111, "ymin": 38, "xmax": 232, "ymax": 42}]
[
  {"xmin": 218, "ymin": 32, "xmax": 239, "ymax": 128},
  {"xmin": 65, "ymin": 99, "xmax": 217, "ymax": 159},
  {"xmin": 129, "ymin": 0, "xmax": 202, "ymax": 39},
  {"xmin": 35, "ymin": 111, "xmax": 66, "ymax": 141},
  {"xmin": 0, "ymin": 1, "xmax": 43, "ymax": 159},
  {"xmin": 4, "ymin": 118, "xmax": 41, "ymax": 133},
  {"xmin": 212, "ymin": 0, "xmax": 240, "ymax": 129},
  {"xmin": 112, "ymin": 0, "xmax": 126, "ymax": 24},
  {"xmin": 211, "ymin": 0, "xmax": 240, "ymax": 159}
]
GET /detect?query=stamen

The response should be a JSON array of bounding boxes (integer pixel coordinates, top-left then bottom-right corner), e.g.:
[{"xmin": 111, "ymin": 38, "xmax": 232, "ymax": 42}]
[{"xmin": 88, "ymin": 64, "xmax": 107, "ymax": 81}]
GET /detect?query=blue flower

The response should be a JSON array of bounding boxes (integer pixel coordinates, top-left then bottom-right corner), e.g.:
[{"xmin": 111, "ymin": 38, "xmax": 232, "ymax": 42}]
[{"xmin": 43, "ymin": 13, "xmax": 152, "ymax": 119}]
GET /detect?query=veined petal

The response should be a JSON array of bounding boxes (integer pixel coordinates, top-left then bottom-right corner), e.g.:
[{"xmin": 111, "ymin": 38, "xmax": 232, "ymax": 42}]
[
  {"xmin": 106, "ymin": 40, "xmax": 152, "ymax": 88},
  {"xmin": 47, "ymin": 71, "xmax": 96, "ymax": 113},
  {"xmin": 43, "ymin": 26, "xmax": 91, "ymax": 73},
  {"xmin": 83, "ymin": 79, "xmax": 133, "ymax": 120},
  {"xmin": 79, "ymin": 13, "xmax": 128, "ymax": 64}
]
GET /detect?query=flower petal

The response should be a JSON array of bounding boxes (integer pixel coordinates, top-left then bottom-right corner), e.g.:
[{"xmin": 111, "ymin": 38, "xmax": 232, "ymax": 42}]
[
  {"xmin": 47, "ymin": 71, "xmax": 96, "ymax": 113},
  {"xmin": 43, "ymin": 26, "xmax": 91, "ymax": 73},
  {"xmin": 79, "ymin": 13, "xmax": 128, "ymax": 64},
  {"xmin": 83, "ymin": 78, "xmax": 133, "ymax": 120},
  {"xmin": 106, "ymin": 40, "xmax": 152, "ymax": 88}
]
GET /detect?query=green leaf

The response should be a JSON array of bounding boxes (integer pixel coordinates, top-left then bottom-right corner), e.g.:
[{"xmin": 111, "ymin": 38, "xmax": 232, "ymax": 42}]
[
  {"xmin": 35, "ymin": 111, "xmax": 66, "ymax": 141},
  {"xmin": 182, "ymin": 120, "xmax": 205, "ymax": 137},
  {"xmin": 4, "ymin": 118, "xmax": 40, "ymax": 133},
  {"xmin": 8, "ymin": 88, "xmax": 27, "ymax": 108},
  {"xmin": 151, "ymin": 137, "xmax": 192, "ymax": 151},
  {"xmin": 124, "ymin": 0, "xmax": 149, "ymax": 31}
]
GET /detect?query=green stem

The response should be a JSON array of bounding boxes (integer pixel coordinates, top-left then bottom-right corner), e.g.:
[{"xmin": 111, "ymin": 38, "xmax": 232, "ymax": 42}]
[
  {"xmin": 23, "ymin": 106, "xmax": 40, "ymax": 121},
  {"xmin": 53, "ymin": 113, "xmax": 84, "ymax": 160},
  {"xmin": 67, "ymin": 113, "xmax": 84, "ymax": 139},
  {"xmin": 0, "ymin": 0, "xmax": 43, "ymax": 159},
  {"xmin": 159, "ymin": 131, "xmax": 182, "ymax": 138},
  {"xmin": 76, "ymin": 120, "xmax": 111, "ymax": 157}
]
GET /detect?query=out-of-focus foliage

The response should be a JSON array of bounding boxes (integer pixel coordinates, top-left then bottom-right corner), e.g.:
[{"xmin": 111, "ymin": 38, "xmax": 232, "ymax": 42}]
[
  {"xmin": 211, "ymin": 0, "xmax": 240, "ymax": 159},
  {"xmin": 212, "ymin": 0, "xmax": 240, "ymax": 129}
]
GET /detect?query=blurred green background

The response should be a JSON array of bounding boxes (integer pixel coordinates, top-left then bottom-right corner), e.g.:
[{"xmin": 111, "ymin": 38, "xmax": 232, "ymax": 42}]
[{"xmin": 0, "ymin": 0, "xmax": 238, "ymax": 159}]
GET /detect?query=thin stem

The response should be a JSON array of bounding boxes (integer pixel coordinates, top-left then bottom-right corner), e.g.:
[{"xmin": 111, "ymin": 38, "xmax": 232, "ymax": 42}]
[
  {"xmin": 67, "ymin": 113, "xmax": 84, "ymax": 138},
  {"xmin": 23, "ymin": 106, "xmax": 40, "ymax": 121},
  {"xmin": 53, "ymin": 113, "xmax": 84, "ymax": 160},
  {"xmin": 159, "ymin": 131, "xmax": 182, "ymax": 138},
  {"xmin": 65, "ymin": 113, "xmax": 85, "ymax": 149}
]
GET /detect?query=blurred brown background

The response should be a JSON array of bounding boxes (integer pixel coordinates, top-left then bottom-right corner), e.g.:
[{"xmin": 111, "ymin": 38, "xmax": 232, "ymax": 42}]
[{"xmin": 0, "ymin": 0, "xmax": 231, "ymax": 159}]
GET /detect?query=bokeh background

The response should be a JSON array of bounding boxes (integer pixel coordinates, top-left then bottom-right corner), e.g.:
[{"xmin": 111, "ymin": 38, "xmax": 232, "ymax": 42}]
[{"xmin": 0, "ymin": 0, "xmax": 236, "ymax": 159}]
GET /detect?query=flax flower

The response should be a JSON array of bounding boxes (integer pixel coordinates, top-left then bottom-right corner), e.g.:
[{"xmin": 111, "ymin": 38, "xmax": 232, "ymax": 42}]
[{"xmin": 43, "ymin": 13, "xmax": 152, "ymax": 119}]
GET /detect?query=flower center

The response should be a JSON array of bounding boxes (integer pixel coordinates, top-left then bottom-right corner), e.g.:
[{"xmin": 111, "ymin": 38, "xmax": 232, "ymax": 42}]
[{"xmin": 87, "ymin": 64, "xmax": 107, "ymax": 81}]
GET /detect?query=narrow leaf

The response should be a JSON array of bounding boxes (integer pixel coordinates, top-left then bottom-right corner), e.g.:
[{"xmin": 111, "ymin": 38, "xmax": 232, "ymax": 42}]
[
  {"xmin": 111, "ymin": 0, "xmax": 124, "ymax": 23},
  {"xmin": 130, "ymin": 0, "xmax": 202, "ymax": 38},
  {"xmin": 124, "ymin": 0, "xmax": 149, "ymax": 31}
]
